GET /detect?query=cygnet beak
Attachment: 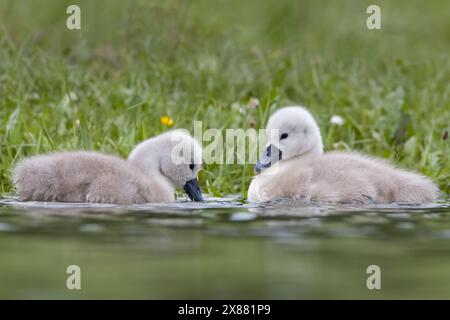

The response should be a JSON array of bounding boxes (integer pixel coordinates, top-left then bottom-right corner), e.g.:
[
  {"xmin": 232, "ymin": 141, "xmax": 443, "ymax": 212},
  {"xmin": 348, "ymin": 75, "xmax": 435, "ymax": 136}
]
[
  {"xmin": 254, "ymin": 144, "xmax": 282, "ymax": 174},
  {"xmin": 183, "ymin": 178, "xmax": 204, "ymax": 202}
]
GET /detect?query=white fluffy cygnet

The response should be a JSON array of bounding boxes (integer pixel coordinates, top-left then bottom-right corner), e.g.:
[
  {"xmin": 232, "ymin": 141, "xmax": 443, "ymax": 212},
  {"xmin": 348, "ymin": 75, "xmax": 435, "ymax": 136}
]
[
  {"xmin": 248, "ymin": 106, "xmax": 439, "ymax": 204},
  {"xmin": 13, "ymin": 130, "xmax": 204, "ymax": 204}
]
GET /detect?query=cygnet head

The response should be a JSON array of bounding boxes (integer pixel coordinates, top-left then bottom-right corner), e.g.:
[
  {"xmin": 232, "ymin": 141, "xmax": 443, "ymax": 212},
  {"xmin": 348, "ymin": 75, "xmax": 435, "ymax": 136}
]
[
  {"xmin": 255, "ymin": 106, "xmax": 324, "ymax": 174},
  {"xmin": 128, "ymin": 130, "xmax": 204, "ymax": 201}
]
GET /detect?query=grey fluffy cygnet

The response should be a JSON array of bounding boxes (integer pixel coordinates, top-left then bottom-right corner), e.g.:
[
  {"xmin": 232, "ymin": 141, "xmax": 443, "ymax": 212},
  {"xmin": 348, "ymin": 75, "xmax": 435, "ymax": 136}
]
[
  {"xmin": 248, "ymin": 106, "xmax": 439, "ymax": 204},
  {"xmin": 13, "ymin": 130, "xmax": 203, "ymax": 204}
]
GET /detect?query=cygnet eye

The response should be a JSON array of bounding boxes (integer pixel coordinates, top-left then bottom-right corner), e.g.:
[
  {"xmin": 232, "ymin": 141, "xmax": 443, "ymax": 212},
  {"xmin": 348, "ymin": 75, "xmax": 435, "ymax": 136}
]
[
  {"xmin": 280, "ymin": 133, "xmax": 288, "ymax": 140},
  {"xmin": 189, "ymin": 164, "xmax": 195, "ymax": 171}
]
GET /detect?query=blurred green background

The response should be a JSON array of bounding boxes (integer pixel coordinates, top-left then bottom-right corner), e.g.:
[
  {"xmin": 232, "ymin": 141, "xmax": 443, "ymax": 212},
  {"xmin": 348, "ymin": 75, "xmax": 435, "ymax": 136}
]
[{"xmin": 1, "ymin": 0, "xmax": 449, "ymax": 196}]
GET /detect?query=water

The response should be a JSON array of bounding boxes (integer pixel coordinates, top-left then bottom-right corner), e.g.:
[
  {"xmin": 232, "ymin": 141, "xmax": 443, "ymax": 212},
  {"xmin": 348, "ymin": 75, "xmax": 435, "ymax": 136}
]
[{"xmin": 0, "ymin": 197, "xmax": 450, "ymax": 299}]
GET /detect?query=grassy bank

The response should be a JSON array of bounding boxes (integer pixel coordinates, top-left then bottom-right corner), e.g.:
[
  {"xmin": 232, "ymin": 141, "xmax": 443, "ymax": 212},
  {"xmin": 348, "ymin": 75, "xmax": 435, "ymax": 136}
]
[{"xmin": 0, "ymin": 0, "xmax": 449, "ymax": 196}]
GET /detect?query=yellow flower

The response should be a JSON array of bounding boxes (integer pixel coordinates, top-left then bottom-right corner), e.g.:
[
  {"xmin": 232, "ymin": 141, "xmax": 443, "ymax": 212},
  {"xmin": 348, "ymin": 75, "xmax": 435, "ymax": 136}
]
[{"xmin": 160, "ymin": 115, "xmax": 174, "ymax": 127}]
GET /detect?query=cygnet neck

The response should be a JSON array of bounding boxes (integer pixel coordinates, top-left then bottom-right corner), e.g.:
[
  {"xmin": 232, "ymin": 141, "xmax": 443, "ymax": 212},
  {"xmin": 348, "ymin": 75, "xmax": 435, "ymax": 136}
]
[
  {"xmin": 295, "ymin": 141, "xmax": 324, "ymax": 161},
  {"xmin": 127, "ymin": 140, "xmax": 162, "ymax": 175}
]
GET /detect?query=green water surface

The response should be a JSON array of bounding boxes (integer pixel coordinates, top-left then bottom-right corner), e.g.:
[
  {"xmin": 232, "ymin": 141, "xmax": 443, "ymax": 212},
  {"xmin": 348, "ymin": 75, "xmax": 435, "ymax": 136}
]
[{"xmin": 0, "ymin": 198, "xmax": 449, "ymax": 299}]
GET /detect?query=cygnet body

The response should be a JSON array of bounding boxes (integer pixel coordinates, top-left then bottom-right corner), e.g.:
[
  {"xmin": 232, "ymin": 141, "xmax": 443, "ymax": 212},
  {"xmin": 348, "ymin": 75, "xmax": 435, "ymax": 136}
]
[
  {"xmin": 248, "ymin": 106, "xmax": 439, "ymax": 204},
  {"xmin": 13, "ymin": 130, "xmax": 203, "ymax": 204}
]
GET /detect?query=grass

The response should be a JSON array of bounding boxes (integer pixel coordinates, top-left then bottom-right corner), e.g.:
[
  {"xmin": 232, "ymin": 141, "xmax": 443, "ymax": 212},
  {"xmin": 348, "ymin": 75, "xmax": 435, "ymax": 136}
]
[{"xmin": 0, "ymin": 0, "xmax": 449, "ymax": 197}]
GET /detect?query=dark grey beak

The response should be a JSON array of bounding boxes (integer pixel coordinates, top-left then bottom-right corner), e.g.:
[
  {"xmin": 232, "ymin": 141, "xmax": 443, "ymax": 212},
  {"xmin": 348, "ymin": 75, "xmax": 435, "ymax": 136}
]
[
  {"xmin": 254, "ymin": 144, "xmax": 282, "ymax": 174},
  {"xmin": 183, "ymin": 178, "xmax": 204, "ymax": 202}
]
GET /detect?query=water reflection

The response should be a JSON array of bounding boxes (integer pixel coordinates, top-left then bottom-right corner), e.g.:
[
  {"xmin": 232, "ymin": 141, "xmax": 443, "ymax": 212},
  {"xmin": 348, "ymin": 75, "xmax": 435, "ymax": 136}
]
[{"xmin": 0, "ymin": 197, "xmax": 449, "ymax": 298}]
